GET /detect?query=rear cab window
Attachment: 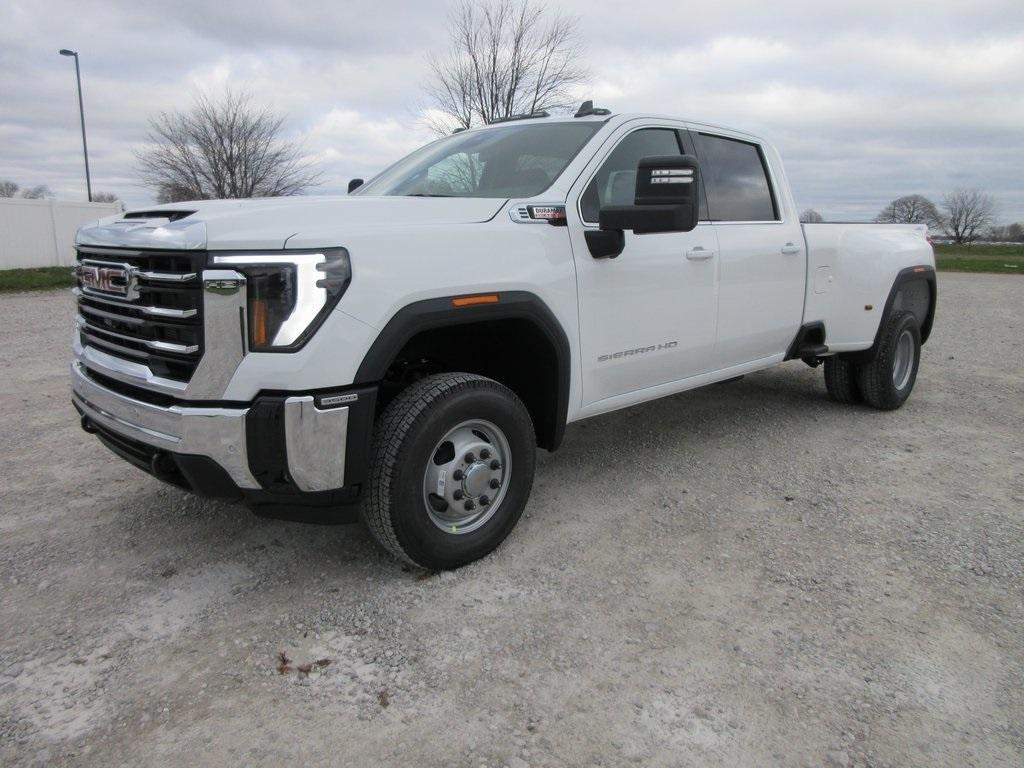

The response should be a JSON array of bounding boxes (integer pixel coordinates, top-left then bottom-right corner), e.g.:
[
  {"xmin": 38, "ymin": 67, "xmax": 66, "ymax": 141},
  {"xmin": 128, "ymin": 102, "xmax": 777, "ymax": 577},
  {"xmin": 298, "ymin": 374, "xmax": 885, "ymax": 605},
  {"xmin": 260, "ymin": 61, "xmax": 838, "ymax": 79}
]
[{"xmin": 691, "ymin": 133, "xmax": 779, "ymax": 222}]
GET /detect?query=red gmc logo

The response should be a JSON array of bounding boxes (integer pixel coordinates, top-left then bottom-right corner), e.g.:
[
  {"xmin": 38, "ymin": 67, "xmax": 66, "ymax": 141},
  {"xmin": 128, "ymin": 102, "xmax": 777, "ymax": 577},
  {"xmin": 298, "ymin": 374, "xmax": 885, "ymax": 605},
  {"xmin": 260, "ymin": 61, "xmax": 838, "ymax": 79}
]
[{"xmin": 79, "ymin": 263, "xmax": 135, "ymax": 298}]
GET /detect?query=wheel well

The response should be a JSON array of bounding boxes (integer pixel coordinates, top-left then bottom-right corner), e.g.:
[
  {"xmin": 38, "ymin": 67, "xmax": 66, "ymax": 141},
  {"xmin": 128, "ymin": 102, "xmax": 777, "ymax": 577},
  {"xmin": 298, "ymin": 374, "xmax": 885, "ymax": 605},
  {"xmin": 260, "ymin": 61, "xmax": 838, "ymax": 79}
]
[
  {"xmin": 892, "ymin": 278, "xmax": 934, "ymax": 343},
  {"xmin": 843, "ymin": 266, "xmax": 937, "ymax": 364},
  {"xmin": 376, "ymin": 318, "xmax": 563, "ymax": 451}
]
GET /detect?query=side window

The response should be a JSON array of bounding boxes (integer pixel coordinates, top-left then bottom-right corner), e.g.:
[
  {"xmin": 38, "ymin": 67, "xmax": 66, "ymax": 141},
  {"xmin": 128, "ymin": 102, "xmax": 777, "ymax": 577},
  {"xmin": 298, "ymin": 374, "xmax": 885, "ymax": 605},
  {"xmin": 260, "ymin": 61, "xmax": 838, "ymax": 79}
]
[
  {"xmin": 580, "ymin": 128, "xmax": 681, "ymax": 222},
  {"xmin": 693, "ymin": 133, "xmax": 777, "ymax": 222}
]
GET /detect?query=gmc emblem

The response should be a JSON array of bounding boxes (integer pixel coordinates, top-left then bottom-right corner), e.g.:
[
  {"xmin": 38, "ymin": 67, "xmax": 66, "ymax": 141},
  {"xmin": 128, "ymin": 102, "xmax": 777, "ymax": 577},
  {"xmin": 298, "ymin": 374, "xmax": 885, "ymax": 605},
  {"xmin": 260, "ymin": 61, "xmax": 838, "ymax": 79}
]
[{"xmin": 79, "ymin": 262, "xmax": 139, "ymax": 300}]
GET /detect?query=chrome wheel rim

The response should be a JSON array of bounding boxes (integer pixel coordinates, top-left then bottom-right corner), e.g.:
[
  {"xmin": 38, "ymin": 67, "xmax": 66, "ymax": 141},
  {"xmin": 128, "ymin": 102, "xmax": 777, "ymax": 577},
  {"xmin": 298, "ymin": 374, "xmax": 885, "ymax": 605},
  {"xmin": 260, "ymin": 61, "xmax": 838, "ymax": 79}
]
[
  {"xmin": 422, "ymin": 419, "xmax": 510, "ymax": 535},
  {"xmin": 892, "ymin": 329, "xmax": 914, "ymax": 390}
]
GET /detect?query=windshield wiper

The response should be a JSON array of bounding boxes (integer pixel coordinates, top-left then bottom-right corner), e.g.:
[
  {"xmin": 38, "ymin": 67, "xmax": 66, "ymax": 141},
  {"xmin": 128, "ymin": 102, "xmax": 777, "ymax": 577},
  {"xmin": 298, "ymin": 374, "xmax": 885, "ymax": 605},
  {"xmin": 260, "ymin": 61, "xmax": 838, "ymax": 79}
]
[{"xmin": 405, "ymin": 193, "xmax": 454, "ymax": 198}]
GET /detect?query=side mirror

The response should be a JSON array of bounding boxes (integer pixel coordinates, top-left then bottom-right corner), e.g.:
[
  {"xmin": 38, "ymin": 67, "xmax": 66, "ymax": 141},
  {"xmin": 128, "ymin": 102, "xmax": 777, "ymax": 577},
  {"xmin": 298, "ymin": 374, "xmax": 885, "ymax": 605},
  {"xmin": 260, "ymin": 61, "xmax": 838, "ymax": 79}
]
[
  {"xmin": 347, "ymin": 178, "xmax": 364, "ymax": 194},
  {"xmin": 598, "ymin": 155, "xmax": 700, "ymax": 235}
]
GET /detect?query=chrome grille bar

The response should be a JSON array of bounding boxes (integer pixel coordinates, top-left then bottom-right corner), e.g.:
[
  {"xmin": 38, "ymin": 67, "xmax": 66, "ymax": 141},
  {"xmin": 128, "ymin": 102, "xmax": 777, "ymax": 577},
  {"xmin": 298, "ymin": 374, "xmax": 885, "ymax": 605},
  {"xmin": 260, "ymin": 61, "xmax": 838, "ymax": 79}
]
[
  {"xmin": 136, "ymin": 270, "xmax": 198, "ymax": 282},
  {"xmin": 73, "ymin": 287, "xmax": 198, "ymax": 318},
  {"xmin": 77, "ymin": 315, "xmax": 200, "ymax": 354}
]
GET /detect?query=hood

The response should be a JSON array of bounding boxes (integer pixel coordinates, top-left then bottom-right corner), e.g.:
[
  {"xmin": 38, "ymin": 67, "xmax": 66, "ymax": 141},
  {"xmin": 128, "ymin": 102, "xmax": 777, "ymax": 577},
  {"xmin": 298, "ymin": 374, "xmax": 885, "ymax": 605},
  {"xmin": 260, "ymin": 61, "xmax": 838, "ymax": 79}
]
[{"xmin": 76, "ymin": 195, "xmax": 507, "ymax": 251}]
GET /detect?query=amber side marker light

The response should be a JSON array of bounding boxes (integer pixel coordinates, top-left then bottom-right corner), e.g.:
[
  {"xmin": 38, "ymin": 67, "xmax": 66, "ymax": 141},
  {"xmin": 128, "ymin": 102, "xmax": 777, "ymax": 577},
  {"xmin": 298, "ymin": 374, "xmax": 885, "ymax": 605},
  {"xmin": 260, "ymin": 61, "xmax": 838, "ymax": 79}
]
[
  {"xmin": 251, "ymin": 299, "xmax": 269, "ymax": 346},
  {"xmin": 452, "ymin": 294, "xmax": 500, "ymax": 308},
  {"xmin": 913, "ymin": 266, "xmax": 928, "ymax": 273}
]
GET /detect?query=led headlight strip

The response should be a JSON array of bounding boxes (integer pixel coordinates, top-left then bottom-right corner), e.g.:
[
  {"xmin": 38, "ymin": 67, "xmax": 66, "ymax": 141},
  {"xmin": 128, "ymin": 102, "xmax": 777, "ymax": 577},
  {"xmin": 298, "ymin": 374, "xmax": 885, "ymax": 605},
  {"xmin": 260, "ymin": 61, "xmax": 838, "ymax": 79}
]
[{"xmin": 212, "ymin": 249, "xmax": 351, "ymax": 351}]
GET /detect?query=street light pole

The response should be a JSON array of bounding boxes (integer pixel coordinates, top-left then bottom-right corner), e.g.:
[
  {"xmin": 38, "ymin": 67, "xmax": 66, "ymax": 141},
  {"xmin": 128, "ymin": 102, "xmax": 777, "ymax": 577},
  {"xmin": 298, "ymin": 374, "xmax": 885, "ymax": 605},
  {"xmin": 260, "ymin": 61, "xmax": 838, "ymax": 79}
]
[{"xmin": 58, "ymin": 49, "xmax": 92, "ymax": 202}]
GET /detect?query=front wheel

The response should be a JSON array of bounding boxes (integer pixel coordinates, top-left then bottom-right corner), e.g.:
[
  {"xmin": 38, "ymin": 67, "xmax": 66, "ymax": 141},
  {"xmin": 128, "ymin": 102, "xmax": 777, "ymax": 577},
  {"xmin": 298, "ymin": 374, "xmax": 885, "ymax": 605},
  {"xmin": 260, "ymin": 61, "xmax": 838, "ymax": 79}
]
[
  {"xmin": 857, "ymin": 310, "xmax": 921, "ymax": 410},
  {"xmin": 363, "ymin": 373, "xmax": 536, "ymax": 570}
]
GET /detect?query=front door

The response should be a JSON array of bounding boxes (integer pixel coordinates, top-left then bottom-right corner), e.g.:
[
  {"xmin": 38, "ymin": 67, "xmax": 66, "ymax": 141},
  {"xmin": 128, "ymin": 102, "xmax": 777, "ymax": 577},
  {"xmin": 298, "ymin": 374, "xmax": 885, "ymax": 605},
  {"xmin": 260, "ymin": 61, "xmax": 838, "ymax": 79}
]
[{"xmin": 567, "ymin": 124, "xmax": 719, "ymax": 409}]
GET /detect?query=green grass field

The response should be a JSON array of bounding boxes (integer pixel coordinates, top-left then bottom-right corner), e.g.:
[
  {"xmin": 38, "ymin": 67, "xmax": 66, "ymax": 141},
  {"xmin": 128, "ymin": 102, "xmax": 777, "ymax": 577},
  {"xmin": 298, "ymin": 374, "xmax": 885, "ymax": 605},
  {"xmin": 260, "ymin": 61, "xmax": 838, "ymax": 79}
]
[
  {"xmin": 934, "ymin": 244, "xmax": 1024, "ymax": 274},
  {"xmin": 0, "ymin": 243, "xmax": 1020, "ymax": 292},
  {"xmin": 0, "ymin": 266, "xmax": 75, "ymax": 293}
]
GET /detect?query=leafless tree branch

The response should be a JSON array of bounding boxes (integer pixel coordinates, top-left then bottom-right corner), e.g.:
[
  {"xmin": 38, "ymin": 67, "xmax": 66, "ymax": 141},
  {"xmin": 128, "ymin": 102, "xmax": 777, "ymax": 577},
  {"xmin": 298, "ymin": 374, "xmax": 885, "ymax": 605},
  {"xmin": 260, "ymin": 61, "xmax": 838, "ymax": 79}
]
[
  {"xmin": 425, "ymin": 0, "xmax": 588, "ymax": 135},
  {"xmin": 875, "ymin": 194, "xmax": 943, "ymax": 229},
  {"xmin": 941, "ymin": 189, "xmax": 996, "ymax": 245},
  {"xmin": 135, "ymin": 89, "xmax": 322, "ymax": 203}
]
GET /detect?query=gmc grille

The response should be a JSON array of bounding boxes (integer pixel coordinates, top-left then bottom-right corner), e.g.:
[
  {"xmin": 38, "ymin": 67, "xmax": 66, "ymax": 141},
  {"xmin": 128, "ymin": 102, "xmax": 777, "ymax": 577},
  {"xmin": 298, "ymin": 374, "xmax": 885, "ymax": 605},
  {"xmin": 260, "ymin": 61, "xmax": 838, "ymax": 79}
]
[{"xmin": 75, "ymin": 246, "xmax": 206, "ymax": 382}]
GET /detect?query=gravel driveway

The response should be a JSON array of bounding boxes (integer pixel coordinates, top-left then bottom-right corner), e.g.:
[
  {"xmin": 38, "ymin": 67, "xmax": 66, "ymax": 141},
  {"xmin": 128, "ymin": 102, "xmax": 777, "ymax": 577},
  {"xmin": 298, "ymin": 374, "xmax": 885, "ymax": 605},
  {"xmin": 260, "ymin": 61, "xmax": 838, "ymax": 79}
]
[{"xmin": 1, "ymin": 273, "xmax": 1022, "ymax": 767}]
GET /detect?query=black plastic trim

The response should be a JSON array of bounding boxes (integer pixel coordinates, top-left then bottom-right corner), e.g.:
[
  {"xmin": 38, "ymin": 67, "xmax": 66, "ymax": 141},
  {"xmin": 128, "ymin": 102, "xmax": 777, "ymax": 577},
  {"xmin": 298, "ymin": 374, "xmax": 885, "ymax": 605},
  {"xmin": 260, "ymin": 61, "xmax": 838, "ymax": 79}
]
[
  {"xmin": 585, "ymin": 229, "xmax": 625, "ymax": 259},
  {"xmin": 354, "ymin": 291, "xmax": 571, "ymax": 451},
  {"xmin": 244, "ymin": 384, "xmax": 379, "ymax": 494},
  {"xmin": 784, "ymin": 321, "xmax": 826, "ymax": 361}
]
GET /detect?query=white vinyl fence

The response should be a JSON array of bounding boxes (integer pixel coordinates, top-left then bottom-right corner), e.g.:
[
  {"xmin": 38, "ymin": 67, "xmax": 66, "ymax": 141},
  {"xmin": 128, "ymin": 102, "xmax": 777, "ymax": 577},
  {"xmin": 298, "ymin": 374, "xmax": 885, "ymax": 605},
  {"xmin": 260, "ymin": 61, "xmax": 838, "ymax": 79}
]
[{"xmin": 0, "ymin": 198, "xmax": 123, "ymax": 269}]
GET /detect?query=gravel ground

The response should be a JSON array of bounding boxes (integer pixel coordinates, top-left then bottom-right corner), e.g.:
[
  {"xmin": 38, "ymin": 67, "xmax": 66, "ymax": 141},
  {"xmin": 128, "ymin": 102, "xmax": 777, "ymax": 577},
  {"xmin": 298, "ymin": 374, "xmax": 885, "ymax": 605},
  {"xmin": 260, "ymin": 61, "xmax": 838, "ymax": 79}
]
[{"xmin": 1, "ymin": 273, "xmax": 1022, "ymax": 767}]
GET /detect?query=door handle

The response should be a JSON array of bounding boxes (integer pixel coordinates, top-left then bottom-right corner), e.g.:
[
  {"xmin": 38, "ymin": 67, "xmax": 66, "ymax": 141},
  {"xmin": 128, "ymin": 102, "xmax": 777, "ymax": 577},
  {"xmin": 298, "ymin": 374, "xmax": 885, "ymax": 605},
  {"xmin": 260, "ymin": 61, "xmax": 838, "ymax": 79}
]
[
  {"xmin": 781, "ymin": 243, "xmax": 802, "ymax": 255},
  {"xmin": 686, "ymin": 248, "xmax": 715, "ymax": 261}
]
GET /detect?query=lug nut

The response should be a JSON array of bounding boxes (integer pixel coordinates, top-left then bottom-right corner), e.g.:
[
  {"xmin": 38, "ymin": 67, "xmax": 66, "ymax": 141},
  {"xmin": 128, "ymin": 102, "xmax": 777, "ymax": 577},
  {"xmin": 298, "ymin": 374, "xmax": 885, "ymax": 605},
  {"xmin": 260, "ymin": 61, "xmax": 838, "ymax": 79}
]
[
  {"xmin": 453, "ymin": 489, "xmax": 464, "ymax": 500},
  {"xmin": 452, "ymin": 469, "xmax": 464, "ymax": 481},
  {"xmin": 489, "ymin": 478, "xmax": 500, "ymax": 489},
  {"xmin": 489, "ymin": 459, "xmax": 500, "ymax": 470},
  {"xmin": 480, "ymin": 448, "xmax": 490, "ymax": 459},
  {"xmin": 480, "ymin": 495, "xmax": 490, "ymax": 505},
  {"xmin": 465, "ymin": 452, "xmax": 476, "ymax": 463},
  {"xmin": 464, "ymin": 500, "xmax": 476, "ymax": 511}
]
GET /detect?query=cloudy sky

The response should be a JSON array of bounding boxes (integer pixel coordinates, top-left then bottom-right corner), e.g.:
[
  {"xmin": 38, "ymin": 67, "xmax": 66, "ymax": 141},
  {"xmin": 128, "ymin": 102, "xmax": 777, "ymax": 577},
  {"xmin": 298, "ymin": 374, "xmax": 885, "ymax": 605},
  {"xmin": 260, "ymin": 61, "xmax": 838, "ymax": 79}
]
[{"xmin": 2, "ymin": 0, "xmax": 1022, "ymax": 221}]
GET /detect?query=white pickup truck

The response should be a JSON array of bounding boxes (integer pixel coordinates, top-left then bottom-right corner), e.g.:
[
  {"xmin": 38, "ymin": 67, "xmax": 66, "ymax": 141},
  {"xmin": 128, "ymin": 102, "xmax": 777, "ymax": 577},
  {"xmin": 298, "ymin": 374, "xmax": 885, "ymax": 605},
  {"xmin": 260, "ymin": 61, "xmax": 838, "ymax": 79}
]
[{"xmin": 71, "ymin": 105, "xmax": 936, "ymax": 569}]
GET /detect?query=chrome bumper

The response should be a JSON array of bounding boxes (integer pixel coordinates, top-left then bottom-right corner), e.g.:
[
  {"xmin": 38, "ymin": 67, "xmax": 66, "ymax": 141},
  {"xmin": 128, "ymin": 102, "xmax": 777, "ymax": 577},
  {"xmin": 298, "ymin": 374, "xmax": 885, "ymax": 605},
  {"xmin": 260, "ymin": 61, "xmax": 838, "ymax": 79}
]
[{"xmin": 71, "ymin": 362, "xmax": 350, "ymax": 493}]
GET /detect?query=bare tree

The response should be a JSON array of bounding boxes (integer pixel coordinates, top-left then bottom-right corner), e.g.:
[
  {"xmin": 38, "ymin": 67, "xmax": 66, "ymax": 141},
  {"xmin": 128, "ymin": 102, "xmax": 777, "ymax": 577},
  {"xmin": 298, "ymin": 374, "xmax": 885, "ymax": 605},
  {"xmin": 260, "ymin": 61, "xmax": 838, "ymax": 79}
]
[
  {"xmin": 136, "ymin": 89, "xmax": 321, "ymax": 202},
  {"xmin": 426, "ymin": 0, "xmax": 588, "ymax": 133},
  {"xmin": 799, "ymin": 208, "xmax": 824, "ymax": 223},
  {"xmin": 92, "ymin": 192, "xmax": 119, "ymax": 203},
  {"xmin": 0, "ymin": 180, "xmax": 19, "ymax": 197},
  {"xmin": 942, "ymin": 189, "xmax": 996, "ymax": 245},
  {"xmin": 875, "ymin": 194, "xmax": 943, "ymax": 229},
  {"xmin": 20, "ymin": 185, "xmax": 52, "ymax": 199},
  {"xmin": 986, "ymin": 222, "xmax": 1024, "ymax": 243}
]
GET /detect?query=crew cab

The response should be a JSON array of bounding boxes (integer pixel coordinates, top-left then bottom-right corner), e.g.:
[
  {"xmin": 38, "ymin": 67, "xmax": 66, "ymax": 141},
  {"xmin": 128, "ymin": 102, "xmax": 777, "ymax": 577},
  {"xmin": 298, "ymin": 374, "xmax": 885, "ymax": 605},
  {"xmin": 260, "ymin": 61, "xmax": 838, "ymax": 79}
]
[{"xmin": 71, "ymin": 106, "xmax": 936, "ymax": 569}]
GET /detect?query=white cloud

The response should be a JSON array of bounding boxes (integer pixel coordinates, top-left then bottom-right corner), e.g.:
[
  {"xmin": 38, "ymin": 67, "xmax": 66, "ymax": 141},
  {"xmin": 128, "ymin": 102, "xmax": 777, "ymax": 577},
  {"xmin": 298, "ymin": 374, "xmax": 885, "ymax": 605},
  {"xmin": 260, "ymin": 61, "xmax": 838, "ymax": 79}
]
[{"xmin": 1, "ymin": 0, "xmax": 1022, "ymax": 221}]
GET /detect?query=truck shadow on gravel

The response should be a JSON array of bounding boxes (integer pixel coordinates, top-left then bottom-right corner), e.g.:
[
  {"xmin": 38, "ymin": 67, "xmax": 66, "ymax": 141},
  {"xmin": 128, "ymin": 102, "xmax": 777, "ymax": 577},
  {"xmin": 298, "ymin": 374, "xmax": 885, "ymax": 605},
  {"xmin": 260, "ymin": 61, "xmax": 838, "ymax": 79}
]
[
  {"xmin": 546, "ymin": 364, "xmax": 864, "ymax": 466},
  {"xmin": 106, "ymin": 364, "xmax": 851, "ymax": 577}
]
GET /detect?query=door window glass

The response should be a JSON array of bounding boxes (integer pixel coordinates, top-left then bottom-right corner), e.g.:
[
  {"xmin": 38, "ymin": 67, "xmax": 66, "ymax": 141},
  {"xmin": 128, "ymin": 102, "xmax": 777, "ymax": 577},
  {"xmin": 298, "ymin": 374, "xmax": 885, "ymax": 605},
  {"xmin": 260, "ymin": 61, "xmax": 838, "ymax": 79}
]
[
  {"xmin": 580, "ymin": 128, "xmax": 681, "ymax": 222},
  {"xmin": 693, "ymin": 133, "xmax": 777, "ymax": 221}
]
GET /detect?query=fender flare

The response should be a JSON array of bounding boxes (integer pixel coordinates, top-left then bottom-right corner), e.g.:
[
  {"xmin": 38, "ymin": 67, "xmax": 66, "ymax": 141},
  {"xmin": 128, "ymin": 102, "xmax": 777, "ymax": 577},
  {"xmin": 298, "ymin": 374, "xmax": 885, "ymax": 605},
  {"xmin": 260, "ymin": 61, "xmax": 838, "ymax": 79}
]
[
  {"xmin": 846, "ymin": 265, "xmax": 936, "ymax": 363},
  {"xmin": 354, "ymin": 291, "xmax": 572, "ymax": 450}
]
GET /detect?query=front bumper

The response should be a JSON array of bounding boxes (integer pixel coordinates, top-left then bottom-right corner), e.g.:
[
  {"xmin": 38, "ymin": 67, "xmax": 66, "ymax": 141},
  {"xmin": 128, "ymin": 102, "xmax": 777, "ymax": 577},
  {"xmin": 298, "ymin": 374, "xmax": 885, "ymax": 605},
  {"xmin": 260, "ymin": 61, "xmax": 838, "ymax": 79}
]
[{"xmin": 71, "ymin": 361, "xmax": 375, "ymax": 507}]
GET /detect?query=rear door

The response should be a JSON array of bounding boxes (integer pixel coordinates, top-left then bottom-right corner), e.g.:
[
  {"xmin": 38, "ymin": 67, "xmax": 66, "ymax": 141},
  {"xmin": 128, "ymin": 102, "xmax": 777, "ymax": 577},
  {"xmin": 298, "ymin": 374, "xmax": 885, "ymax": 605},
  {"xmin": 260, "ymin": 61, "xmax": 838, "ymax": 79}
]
[
  {"xmin": 687, "ymin": 128, "xmax": 805, "ymax": 368},
  {"xmin": 566, "ymin": 121, "xmax": 720, "ymax": 408}
]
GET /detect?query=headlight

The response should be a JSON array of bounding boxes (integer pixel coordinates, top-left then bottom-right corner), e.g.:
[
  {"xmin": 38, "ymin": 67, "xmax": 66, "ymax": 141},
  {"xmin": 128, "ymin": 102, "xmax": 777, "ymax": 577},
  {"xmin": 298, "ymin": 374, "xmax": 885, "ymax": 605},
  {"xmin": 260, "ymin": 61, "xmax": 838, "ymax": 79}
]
[{"xmin": 212, "ymin": 248, "xmax": 351, "ymax": 351}]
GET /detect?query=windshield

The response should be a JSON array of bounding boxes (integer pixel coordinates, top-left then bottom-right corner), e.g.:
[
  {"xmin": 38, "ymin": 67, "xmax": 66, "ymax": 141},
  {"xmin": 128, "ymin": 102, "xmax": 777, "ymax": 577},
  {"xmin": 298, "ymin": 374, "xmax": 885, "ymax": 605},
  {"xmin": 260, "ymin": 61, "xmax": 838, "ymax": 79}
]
[{"xmin": 356, "ymin": 122, "xmax": 603, "ymax": 198}]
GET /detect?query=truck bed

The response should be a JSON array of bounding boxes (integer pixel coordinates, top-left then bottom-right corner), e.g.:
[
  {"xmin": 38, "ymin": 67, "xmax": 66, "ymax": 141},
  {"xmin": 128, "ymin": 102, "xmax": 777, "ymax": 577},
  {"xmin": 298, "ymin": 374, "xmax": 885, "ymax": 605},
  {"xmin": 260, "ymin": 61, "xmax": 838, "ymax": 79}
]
[{"xmin": 801, "ymin": 223, "xmax": 933, "ymax": 352}]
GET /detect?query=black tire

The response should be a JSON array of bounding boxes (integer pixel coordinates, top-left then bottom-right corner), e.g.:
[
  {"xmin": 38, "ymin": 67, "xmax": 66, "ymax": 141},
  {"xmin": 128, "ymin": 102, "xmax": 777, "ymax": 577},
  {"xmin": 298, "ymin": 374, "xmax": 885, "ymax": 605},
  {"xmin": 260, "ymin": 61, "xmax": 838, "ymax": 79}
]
[
  {"xmin": 823, "ymin": 356, "xmax": 862, "ymax": 404},
  {"xmin": 363, "ymin": 373, "xmax": 536, "ymax": 570},
  {"xmin": 857, "ymin": 310, "xmax": 921, "ymax": 410}
]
